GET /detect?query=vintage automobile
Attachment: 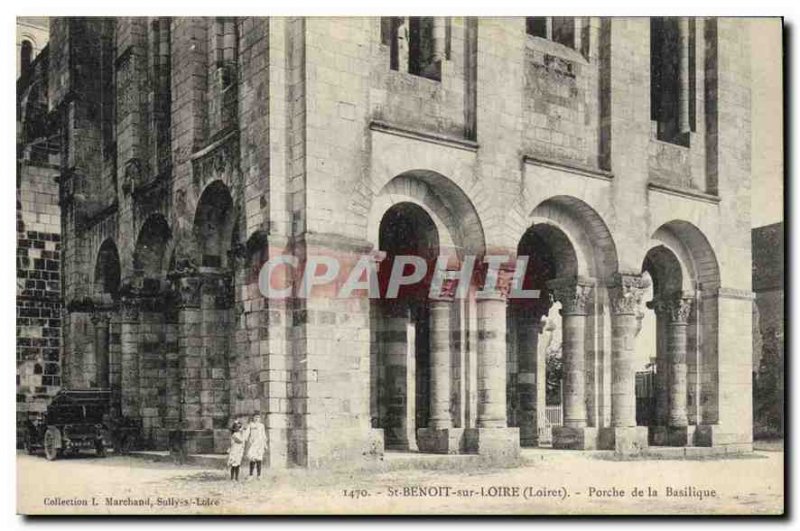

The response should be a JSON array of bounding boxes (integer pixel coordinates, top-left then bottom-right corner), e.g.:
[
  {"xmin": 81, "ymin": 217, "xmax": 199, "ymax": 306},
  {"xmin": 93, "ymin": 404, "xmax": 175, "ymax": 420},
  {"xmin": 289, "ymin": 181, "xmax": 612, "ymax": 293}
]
[{"xmin": 23, "ymin": 389, "xmax": 140, "ymax": 460}]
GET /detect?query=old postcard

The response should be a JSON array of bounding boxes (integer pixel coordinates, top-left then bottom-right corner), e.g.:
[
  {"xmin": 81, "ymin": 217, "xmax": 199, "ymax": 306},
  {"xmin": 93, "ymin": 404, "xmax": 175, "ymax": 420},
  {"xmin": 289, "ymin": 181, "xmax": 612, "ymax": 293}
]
[{"xmin": 15, "ymin": 15, "xmax": 784, "ymax": 515}]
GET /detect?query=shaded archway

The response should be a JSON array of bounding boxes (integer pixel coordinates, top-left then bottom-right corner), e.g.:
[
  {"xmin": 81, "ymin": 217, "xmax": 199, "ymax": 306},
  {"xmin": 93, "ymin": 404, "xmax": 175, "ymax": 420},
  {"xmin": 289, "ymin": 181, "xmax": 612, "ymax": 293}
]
[
  {"xmin": 374, "ymin": 202, "xmax": 439, "ymax": 450},
  {"xmin": 639, "ymin": 245, "xmax": 685, "ymax": 445},
  {"xmin": 526, "ymin": 195, "xmax": 618, "ymax": 281},
  {"xmin": 131, "ymin": 214, "xmax": 174, "ymax": 447},
  {"xmin": 133, "ymin": 214, "xmax": 172, "ymax": 292},
  {"xmin": 193, "ymin": 180, "xmax": 235, "ymax": 269},
  {"xmin": 189, "ymin": 180, "xmax": 236, "ymax": 450},
  {"xmin": 368, "ymin": 171, "xmax": 487, "ymax": 455},
  {"xmin": 512, "ymin": 195, "xmax": 619, "ymax": 450},
  {"xmin": 640, "ymin": 220, "xmax": 721, "ymax": 446},
  {"xmin": 91, "ymin": 238, "xmax": 121, "ymax": 397},
  {"xmin": 367, "ymin": 171, "xmax": 486, "ymax": 260},
  {"xmin": 94, "ymin": 239, "xmax": 121, "ymax": 302}
]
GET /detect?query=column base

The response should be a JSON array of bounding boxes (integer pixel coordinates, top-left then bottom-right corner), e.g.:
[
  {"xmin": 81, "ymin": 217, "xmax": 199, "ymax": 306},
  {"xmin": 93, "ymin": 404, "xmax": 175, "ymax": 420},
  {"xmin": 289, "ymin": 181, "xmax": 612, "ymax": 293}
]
[
  {"xmin": 520, "ymin": 432, "xmax": 539, "ymax": 448},
  {"xmin": 694, "ymin": 424, "xmax": 753, "ymax": 448},
  {"xmin": 518, "ymin": 413, "xmax": 539, "ymax": 447},
  {"xmin": 552, "ymin": 426, "xmax": 598, "ymax": 450},
  {"xmin": 417, "ymin": 427, "xmax": 465, "ymax": 454},
  {"xmin": 384, "ymin": 427, "xmax": 419, "ymax": 452},
  {"xmin": 650, "ymin": 425, "xmax": 697, "ymax": 447},
  {"xmin": 599, "ymin": 426, "xmax": 649, "ymax": 454},
  {"xmin": 464, "ymin": 427, "xmax": 520, "ymax": 460},
  {"xmin": 649, "ymin": 426, "xmax": 668, "ymax": 446}
]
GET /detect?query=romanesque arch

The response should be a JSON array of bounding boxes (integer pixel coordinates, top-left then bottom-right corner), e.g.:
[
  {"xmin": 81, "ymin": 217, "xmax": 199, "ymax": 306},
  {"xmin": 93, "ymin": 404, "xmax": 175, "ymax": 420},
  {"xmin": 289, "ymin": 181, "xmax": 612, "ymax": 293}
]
[
  {"xmin": 649, "ymin": 220, "xmax": 720, "ymax": 291},
  {"xmin": 640, "ymin": 220, "xmax": 721, "ymax": 446},
  {"xmin": 133, "ymin": 214, "xmax": 172, "ymax": 291},
  {"xmin": 93, "ymin": 238, "xmax": 121, "ymax": 301},
  {"xmin": 525, "ymin": 195, "xmax": 619, "ymax": 281},
  {"xmin": 367, "ymin": 170, "xmax": 486, "ymax": 260},
  {"xmin": 368, "ymin": 170, "xmax": 486, "ymax": 453},
  {"xmin": 193, "ymin": 180, "xmax": 235, "ymax": 270},
  {"xmin": 510, "ymin": 195, "xmax": 619, "ymax": 449},
  {"xmin": 187, "ymin": 179, "xmax": 236, "ymax": 447},
  {"xmin": 89, "ymin": 238, "xmax": 121, "ymax": 396}
]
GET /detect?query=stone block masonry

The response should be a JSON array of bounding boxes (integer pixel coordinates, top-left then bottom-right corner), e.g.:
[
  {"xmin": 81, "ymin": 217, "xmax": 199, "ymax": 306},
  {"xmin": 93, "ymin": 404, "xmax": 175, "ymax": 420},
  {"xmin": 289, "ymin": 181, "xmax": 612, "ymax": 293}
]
[{"xmin": 29, "ymin": 16, "xmax": 758, "ymax": 465}]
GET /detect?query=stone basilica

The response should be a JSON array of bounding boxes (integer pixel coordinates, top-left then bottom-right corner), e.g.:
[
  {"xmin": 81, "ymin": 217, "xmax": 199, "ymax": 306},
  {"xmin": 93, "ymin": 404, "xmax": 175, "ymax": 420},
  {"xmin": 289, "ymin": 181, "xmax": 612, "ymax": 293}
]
[{"xmin": 16, "ymin": 17, "xmax": 755, "ymax": 467}]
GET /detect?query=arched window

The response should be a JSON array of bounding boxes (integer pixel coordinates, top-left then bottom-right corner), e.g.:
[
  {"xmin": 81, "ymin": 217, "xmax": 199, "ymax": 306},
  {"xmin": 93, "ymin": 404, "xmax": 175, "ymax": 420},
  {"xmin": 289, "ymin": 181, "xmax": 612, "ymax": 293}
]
[{"xmin": 20, "ymin": 40, "xmax": 33, "ymax": 75}]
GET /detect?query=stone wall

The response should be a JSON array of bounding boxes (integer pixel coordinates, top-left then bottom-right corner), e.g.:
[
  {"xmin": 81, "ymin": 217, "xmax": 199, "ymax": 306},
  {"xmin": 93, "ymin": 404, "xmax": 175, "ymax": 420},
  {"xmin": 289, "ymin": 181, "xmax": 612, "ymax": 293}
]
[
  {"xmin": 16, "ymin": 162, "xmax": 62, "ymax": 428},
  {"xmin": 48, "ymin": 16, "xmax": 757, "ymax": 462}
]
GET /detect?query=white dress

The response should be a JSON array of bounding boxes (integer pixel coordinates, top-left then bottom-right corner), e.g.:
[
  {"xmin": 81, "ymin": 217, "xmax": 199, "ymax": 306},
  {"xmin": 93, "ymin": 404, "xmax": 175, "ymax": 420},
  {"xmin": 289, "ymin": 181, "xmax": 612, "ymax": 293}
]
[
  {"xmin": 245, "ymin": 422, "xmax": 267, "ymax": 462},
  {"xmin": 227, "ymin": 431, "xmax": 245, "ymax": 467}
]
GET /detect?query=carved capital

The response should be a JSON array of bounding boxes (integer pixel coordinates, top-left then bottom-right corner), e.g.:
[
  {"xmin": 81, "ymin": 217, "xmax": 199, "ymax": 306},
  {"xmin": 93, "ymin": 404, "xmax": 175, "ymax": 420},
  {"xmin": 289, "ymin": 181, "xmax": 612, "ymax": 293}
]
[
  {"xmin": 547, "ymin": 277, "xmax": 594, "ymax": 316},
  {"xmin": 607, "ymin": 273, "xmax": 649, "ymax": 315},
  {"xmin": 119, "ymin": 296, "xmax": 141, "ymax": 322},
  {"xmin": 170, "ymin": 274, "xmax": 202, "ymax": 309},
  {"xmin": 652, "ymin": 293, "xmax": 694, "ymax": 324}
]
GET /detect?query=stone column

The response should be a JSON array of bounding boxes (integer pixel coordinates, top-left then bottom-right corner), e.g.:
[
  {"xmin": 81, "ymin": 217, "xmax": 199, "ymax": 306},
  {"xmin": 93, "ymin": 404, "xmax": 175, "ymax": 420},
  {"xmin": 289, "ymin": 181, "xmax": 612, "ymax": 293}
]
[
  {"xmin": 516, "ymin": 308, "xmax": 546, "ymax": 447},
  {"xmin": 168, "ymin": 270, "xmax": 210, "ymax": 456},
  {"xmin": 649, "ymin": 293, "xmax": 695, "ymax": 446},
  {"xmin": 664, "ymin": 293, "xmax": 694, "ymax": 445},
  {"xmin": 678, "ymin": 17, "xmax": 692, "ymax": 135},
  {"xmin": 428, "ymin": 299, "xmax": 453, "ymax": 429},
  {"xmin": 648, "ymin": 298, "xmax": 671, "ymax": 445},
  {"xmin": 652, "ymin": 300, "xmax": 670, "ymax": 425},
  {"xmin": 418, "ymin": 278, "xmax": 464, "ymax": 453},
  {"xmin": 465, "ymin": 265, "xmax": 520, "ymax": 459},
  {"xmin": 476, "ymin": 295, "xmax": 508, "ymax": 429},
  {"xmin": 380, "ymin": 302, "xmax": 417, "ymax": 451},
  {"xmin": 119, "ymin": 294, "xmax": 141, "ymax": 420},
  {"xmin": 599, "ymin": 273, "xmax": 649, "ymax": 454},
  {"xmin": 550, "ymin": 278, "xmax": 598, "ymax": 449},
  {"xmin": 91, "ymin": 312, "xmax": 111, "ymax": 389}
]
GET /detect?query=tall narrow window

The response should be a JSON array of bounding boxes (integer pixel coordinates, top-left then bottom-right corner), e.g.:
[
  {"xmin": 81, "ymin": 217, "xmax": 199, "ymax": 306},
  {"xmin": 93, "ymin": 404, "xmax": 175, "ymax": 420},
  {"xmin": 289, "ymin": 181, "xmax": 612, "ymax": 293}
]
[
  {"xmin": 409, "ymin": 17, "xmax": 440, "ymax": 81},
  {"xmin": 551, "ymin": 18, "xmax": 575, "ymax": 48},
  {"xmin": 526, "ymin": 17, "xmax": 577, "ymax": 49},
  {"xmin": 381, "ymin": 17, "xmax": 402, "ymax": 71},
  {"xmin": 152, "ymin": 18, "xmax": 171, "ymax": 173},
  {"xmin": 212, "ymin": 18, "xmax": 238, "ymax": 132},
  {"xmin": 526, "ymin": 17, "xmax": 547, "ymax": 39},
  {"xmin": 20, "ymin": 40, "xmax": 32, "ymax": 77},
  {"xmin": 651, "ymin": 17, "xmax": 693, "ymax": 146},
  {"xmin": 381, "ymin": 17, "xmax": 448, "ymax": 81},
  {"xmin": 214, "ymin": 18, "xmax": 237, "ymax": 88},
  {"xmin": 99, "ymin": 19, "xmax": 115, "ymax": 174}
]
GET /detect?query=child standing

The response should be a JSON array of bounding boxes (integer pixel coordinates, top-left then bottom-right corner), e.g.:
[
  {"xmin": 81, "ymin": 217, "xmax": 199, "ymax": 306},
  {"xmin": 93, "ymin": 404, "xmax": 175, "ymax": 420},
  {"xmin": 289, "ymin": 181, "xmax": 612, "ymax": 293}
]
[
  {"xmin": 246, "ymin": 413, "xmax": 267, "ymax": 480},
  {"xmin": 227, "ymin": 420, "xmax": 245, "ymax": 481}
]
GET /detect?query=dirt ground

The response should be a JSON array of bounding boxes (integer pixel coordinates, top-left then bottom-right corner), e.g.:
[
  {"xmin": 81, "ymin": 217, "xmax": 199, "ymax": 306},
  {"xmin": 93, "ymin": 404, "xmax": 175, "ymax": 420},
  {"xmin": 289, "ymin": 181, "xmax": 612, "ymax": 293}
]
[{"xmin": 17, "ymin": 448, "xmax": 784, "ymax": 516}]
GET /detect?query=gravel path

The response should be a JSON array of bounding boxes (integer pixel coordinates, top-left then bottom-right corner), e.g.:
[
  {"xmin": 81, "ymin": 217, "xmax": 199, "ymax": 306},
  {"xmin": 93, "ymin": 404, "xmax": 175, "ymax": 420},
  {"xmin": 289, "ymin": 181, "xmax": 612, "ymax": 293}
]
[{"xmin": 17, "ymin": 449, "xmax": 783, "ymax": 515}]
